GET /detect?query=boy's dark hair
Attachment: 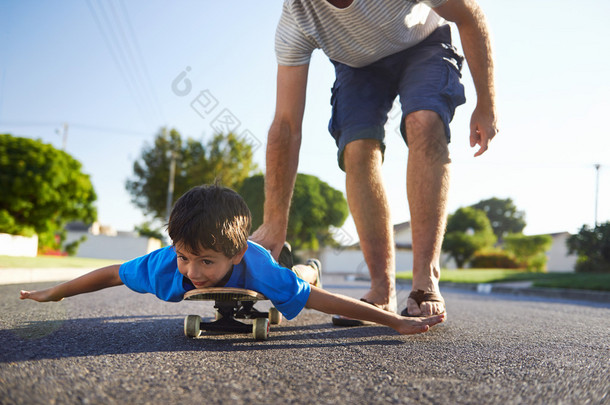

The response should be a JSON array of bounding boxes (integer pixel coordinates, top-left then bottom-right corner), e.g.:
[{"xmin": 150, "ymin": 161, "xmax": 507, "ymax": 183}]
[{"xmin": 167, "ymin": 184, "xmax": 251, "ymax": 257}]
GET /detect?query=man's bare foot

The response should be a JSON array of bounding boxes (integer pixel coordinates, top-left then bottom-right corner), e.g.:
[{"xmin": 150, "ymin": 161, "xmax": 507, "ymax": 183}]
[
  {"xmin": 404, "ymin": 289, "xmax": 445, "ymax": 316},
  {"xmin": 361, "ymin": 286, "xmax": 396, "ymax": 313},
  {"xmin": 332, "ymin": 287, "xmax": 396, "ymax": 327}
]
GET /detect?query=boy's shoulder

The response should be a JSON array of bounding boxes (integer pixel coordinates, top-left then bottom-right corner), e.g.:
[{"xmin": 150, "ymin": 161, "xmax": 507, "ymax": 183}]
[
  {"xmin": 246, "ymin": 240, "xmax": 272, "ymax": 257},
  {"xmin": 243, "ymin": 240, "xmax": 278, "ymax": 266},
  {"xmin": 122, "ymin": 245, "xmax": 176, "ymax": 271},
  {"xmin": 147, "ymin": 245, "xmax": 176, "ymax": 261}
]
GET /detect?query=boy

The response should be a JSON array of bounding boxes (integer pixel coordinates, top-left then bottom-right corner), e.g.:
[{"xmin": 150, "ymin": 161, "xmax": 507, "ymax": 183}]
[{"xmin": 20, "ymin": 184, "xmax": 444, "ymax": 335}]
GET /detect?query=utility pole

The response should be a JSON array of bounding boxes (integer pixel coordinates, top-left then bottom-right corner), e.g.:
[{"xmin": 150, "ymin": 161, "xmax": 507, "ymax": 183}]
[
  {"xmin": 166, "ymin": 150, "xmax": 176, "ymax": 223},
  {"xmin": 55, "ymin": 123, "xmax": 68, "ymax": 150},
  {"xmin": 594, "ymin": 163, "xmax": 601, "ymax": 227},
  {"xmin": 62, "ymin": 123, "xmax": 68, "ymax": 150}
]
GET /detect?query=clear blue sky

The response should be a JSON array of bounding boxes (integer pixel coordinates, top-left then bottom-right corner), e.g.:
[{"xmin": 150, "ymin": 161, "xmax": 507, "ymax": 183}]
[{"xmin": 1, "ymin": 0, "xmax": 609, "ymax": 242}]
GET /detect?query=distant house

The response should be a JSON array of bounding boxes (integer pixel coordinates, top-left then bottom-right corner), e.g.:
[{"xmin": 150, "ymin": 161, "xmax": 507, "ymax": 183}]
[
  {"xmin": 317, "ymin": 222, "xmax": 576, "ymax": 273},
  {"xmin": 545, "ymin": 232, "xmax": 577, "ymax": 272},
  {"xmin": 317, "ymin": 221, "xmax": 456, "ymax": 274},
  {"xmin": 64, "ymin": 221, "xmax": 161, "ymax": 261}
]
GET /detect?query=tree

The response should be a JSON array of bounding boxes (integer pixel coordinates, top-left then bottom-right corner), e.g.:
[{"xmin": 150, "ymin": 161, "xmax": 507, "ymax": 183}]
[
  {"xmin": 567, "ymin": 222, "xmax": 610, "ymax": 273},
  {"xmin": 126, "ymin": 128, "xmax": 258, "ymax": 221},
  {"xmin": 0, "ymin": 134, "xmax": 97, "ymax": 251},
  {"xmin": 134, "ymin": 221, "xmax": 166, "ymax": 246},
  {"xmin": 470, "ymin": 197, "xmax": 526, "ymax": 241},
  {"xmin": 239, "ymin": 173, "xmax": 349, "ymax": 251},
  {"xmin": 503, "ymin": 233, "xmax": 552, "ymax": 272},
  {"xmin": 442, "ymin": 207, "xmax": 497, "ymax": 268}
]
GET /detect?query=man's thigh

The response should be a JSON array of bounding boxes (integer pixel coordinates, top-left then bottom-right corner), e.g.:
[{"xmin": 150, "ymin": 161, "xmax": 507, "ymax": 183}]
[
  {"xmin": 398, "ymin": 25, "xmax": 466, "ymax": 144},
  {"xmin": 328, "ymin": 61, "xmax": 398, "ymax": 170}
]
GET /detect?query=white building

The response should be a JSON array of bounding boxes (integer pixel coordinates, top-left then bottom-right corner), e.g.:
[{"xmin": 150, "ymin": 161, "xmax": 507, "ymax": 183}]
[
  {"xmin": 545, "ymin": 232, "xmax": 578, "ymax": 272},
  {"xmin": 318, "ymin": 221, "xmax": 455, "ymax": 274},
  {"xmin": 317, "ymin": 222, "xmax": 576, "ymax": 273},
  {"xmin": 64, "ymin": 222, "xmax": 161, "ymax": 261}
]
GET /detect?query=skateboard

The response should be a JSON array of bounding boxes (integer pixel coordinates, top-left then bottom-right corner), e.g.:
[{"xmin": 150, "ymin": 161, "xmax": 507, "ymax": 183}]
[{"xmin": 183, "ymin": 287, "xmax": 282, "ymax": 340}]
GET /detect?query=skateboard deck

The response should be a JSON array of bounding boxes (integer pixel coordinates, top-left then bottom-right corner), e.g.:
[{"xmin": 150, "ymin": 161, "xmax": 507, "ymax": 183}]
[{"xmin": 183, "ymin": 287, "xmax": 282, "ymax": 340}]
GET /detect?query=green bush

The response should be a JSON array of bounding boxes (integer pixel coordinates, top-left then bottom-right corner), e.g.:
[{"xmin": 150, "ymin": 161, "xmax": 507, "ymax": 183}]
[
  {"xmin": 503, "ymin": 233, "xmax": 552, "ymax": 272},
  {"xmin": 567, "ymin": 222, "xmax": 610, "ymax": 273},
  {"xmin": 470, "ymin": 250, "xmax": 520, "ymax": 269},
  {"xmin": 442, "ymin": 207, "xmax": 497, "ymax": 268},
  {"xmin": 64, "ymin": 235, "xmax": 87, "ymax": 256},
  {"xmin": 0, "ymin": 134, "xmax": 97, "ymax": 251}
]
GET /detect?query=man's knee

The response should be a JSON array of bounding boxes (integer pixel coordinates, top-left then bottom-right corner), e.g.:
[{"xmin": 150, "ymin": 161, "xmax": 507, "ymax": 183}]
[
  {"xmin": 343, "ymin": 139, "xmax": 383, "ymax": 172},
  {"xmin": 403, "ymin": 111, "xmax": 450, "ymax": 163}
]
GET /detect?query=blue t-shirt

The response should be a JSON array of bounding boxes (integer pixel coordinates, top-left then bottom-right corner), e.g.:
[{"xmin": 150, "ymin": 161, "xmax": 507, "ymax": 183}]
[{"xmin": 119, "ymin": 241, "xmax": 311, "ymax": 320}]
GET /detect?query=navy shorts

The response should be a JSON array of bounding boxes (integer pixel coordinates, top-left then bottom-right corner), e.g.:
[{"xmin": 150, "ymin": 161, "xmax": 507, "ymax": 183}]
[{"xmin": 328, "ymin": 25, "xmax": 466, "ymax": 170}]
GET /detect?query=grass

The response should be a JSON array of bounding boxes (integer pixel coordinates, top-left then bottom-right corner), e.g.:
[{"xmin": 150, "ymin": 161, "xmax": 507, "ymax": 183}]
[
  {"xmin": 0, "ymin": 255, "xmax": 120, "ymax": 269},
  {"xmin": 396, "ymin": 269, "xmax": 610, "ymax": 292},
  {"xmin": 529, "ymin": 273, "xmax": 610, "ymax": 291}
]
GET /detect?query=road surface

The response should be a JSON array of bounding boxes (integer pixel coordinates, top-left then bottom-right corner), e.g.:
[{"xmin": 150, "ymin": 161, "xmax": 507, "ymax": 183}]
[{"xmin": 1, "ymin": 276, "xmax": 608, "ymax": 404}]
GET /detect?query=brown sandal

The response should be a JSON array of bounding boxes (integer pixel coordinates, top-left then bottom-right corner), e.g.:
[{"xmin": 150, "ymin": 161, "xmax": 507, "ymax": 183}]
[{"xmin": 400, "ymin": 289, "xmax": 445, "ymax": 317}]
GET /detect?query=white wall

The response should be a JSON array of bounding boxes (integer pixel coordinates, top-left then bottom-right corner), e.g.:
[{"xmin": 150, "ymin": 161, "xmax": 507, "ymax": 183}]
[
  {"xmin": 546, "ymin": 233, "xmax": 577, "ymax": 272},
  {"xmin": 65, "ymin": 232, "xmax": 161, "ymax": 261},
  {"xmin": 318, "ymin": 247, "xmax": 444, "ymax": 273},
  {"xmin": 0, "ymin": 233, "xmax": 38, "ymax": 257}
]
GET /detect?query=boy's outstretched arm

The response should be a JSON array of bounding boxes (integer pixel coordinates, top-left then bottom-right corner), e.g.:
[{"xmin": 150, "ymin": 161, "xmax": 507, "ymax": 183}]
[
  {"xmin": 306, "ymin": 286, "xmax": 445, "ymax": 335},
  {"xmin": 20, "ymin": 264, "xmax": 123, "ymax": 302}
]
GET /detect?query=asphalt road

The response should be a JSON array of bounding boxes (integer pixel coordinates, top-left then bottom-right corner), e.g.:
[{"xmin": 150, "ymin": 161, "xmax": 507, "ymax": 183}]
[{"xmin": 1, "ymin": 276, "xmax": 608, "ymax": 404}]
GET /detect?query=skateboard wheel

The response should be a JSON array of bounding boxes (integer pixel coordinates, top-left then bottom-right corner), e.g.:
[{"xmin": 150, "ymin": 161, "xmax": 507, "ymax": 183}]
[
  {"xmin": 214, "ymin": 310, "xmax": 223, "ymax": 321},
  {"xmin": 184, "ymin": 315, "xmax": 201, "ymax": 338},
  {"xmin": 268, "ymin": 308, "xmax": 282, "ymax": 325},
  {"xmin": 252, "ymin": 318, "xmax": 269, "ymax": 340}
]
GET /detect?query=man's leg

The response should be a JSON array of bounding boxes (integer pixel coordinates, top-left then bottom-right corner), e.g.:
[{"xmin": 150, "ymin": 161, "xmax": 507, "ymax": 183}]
[
  {"xmin": 343, "ymin": 139, "xmax": 396, "ymax": 311},
  {"xmin": 404, "ymin": 110, "xmax": 450, "ymax": 316}
]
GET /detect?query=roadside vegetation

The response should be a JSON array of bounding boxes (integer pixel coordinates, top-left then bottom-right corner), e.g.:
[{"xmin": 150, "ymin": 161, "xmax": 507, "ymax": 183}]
[
  {"xmin": 437, "ymin": 198, "xmax": 609, "ymax": 292},
  {"xmin": 396, "ymin": 269, "xmax": 610, "ymax": 292}
]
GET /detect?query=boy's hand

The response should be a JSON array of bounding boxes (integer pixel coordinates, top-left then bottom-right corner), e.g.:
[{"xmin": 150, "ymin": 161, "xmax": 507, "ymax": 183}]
[
  {"xmin": 20, "ymin": 289, "xmax": 63, "ymax": 302},
  {"xmin": 395, "ymin": 313, "xmax": 445, "ymax": 335}
]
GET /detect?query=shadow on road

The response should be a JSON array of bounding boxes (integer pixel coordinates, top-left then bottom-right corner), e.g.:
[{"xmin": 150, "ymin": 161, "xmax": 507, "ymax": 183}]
[{"xmin": 0, "ymin": 314, "xmax": 418, "ymax": 363}]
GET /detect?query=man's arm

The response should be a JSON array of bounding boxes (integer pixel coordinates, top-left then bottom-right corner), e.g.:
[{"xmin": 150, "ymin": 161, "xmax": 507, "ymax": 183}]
[
  {"xmin": 433, "ymin": 0, "xmax": 498, "ymax": 157},
  {"xmin": 250, "ymin": 64, "xmax": 309, "ymax": 259},
  {"xmin": 306, "ymin": 286, "xmax": 445, "ymax": 335},
  {"xmin": 20, "ymin": 264, "xmax": 123, "ymax": 302}
]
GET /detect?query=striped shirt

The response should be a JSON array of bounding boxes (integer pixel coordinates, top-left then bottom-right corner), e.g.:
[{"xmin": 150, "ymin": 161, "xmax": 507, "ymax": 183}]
[{"xmin": 276, "ymin": 0, "xmax": 449, "ymax": 68}]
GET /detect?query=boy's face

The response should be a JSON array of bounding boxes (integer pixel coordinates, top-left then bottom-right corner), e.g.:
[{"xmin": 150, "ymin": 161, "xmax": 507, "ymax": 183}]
[{"xmin": 174, "ymin": 242, "xmax": 246, "ymax": 288}]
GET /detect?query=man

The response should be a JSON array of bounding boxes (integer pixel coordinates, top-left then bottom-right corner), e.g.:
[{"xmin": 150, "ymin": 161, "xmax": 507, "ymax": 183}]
[{"xmin": 251, "ymin": 0, "xmax": 497, "ymax": 320}]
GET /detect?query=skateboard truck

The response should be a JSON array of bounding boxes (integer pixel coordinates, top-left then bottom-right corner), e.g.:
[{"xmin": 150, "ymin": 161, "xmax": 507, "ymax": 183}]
[{"xmin": 183, "ymin": 288, "xmax": 282, "ymax": 340}]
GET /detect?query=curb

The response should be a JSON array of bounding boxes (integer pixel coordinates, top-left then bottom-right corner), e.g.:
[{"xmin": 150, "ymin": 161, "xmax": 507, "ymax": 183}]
[
  {"xmin": 395, "ymin": 279, "xmax": 610, "ymax": 304},
  {"xmin": 0, "ymin": 268, "xmax": 92, "ymax": 286},
  {"xmin": 470, "ymin": 283, "xmax": 610, "ymax": 304}
]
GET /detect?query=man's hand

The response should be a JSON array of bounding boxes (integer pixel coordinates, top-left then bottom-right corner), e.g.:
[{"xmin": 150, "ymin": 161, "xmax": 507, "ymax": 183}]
[
  {"xmin": 250, "ymin": 223, "xmax": 286, "ymax": 260},
  {"xmin": 470, "ymin": 103, "xmax": 498, "ymax": 157},
  {"xmin": 433, "ymin": 0, "xmax": 498, "ymax": 157}
]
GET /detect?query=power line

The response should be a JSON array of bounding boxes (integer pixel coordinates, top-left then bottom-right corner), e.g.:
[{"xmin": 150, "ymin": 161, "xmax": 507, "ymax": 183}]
[
  {"xmin": 117, "ymin": 0, "xmax": 166, "ymax": 122},
  {"xmin": 451, "ymin": 160, "xmax": 609, "ymax": 170},
  {"xmin": 85, "ymin": 0, "xmax": 158, "ymax": 124},
  {"xmin": 0, "ymin": 120, "xmax": 151, "ymax": 137},
  {"xmin": 85, "ymin": 0, "xmax": 147, "ymax": 121},
  {"xmin": 94, "ymin": 0, "xmax": 153, "ymax": 117},
  {"xmin": 107, "ymin": 0, "xmax": 164, "ymax": 120}
]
